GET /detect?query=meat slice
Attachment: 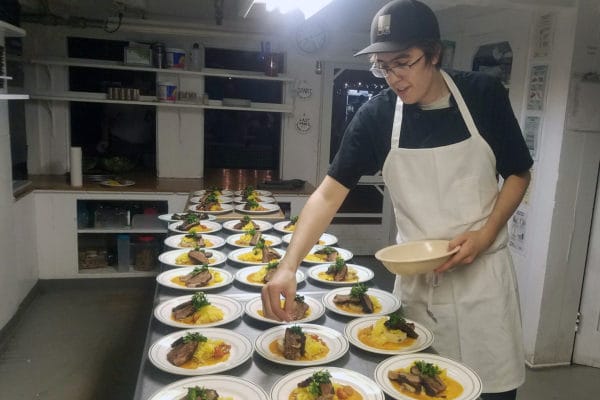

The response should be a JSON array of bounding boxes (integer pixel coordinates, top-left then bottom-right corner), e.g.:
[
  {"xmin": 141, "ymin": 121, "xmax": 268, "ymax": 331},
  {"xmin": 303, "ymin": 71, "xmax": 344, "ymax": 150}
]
[
  {"xmin": 386, "ymin": 317, "xmax": 419, "ymax": 339},
  {"xmin": 421, "ymin": 375, "xmax": 446, "ymax": 396},
  {"xmin": 317, "ymin": 382, "xmax": 335, "ymax": 400},
  {"xmin": 203, "ymin": 389, "xmax": 219, "ymax": 400},
  {"xmin": 263, "ymin": 267, "xmax": 278, "ymax": 283},
  {"xmin": 195, "ymin": 235, "xmax": 206, "ymax": 248},
  {"xmin": 181, "ymin": 269, "xmax": 213, "ymax": 288},
  {"xmin": 249, "ymin": 231, "xmax": 262, "ymax": 246},
  {"xmin": 167, "ymin": 339, "xmax": 198, "ymax": 366},
  {"xmin": 172, "ymin": 300, "xmax": 195, "ymax": 320},
  {"xmin": 290, "ymin": 297, "xmax": 310, "ymax": 320},
  {"xmin": 332, "ymin": 294, "xmax": 360, "ymax": 305},
  {"xmin": 188, "ymin": 250, "xmax": 212, "ymax": 265},
  {"xmin": 388, "ymin": 370, "xmax": 422, "ymax": 394},
  {"xmin": 283, "ymin": 327, "xmax": 306, "ymax": 360},
  {"xmin": 179, "ymin": 221, "xmax": 199, "ymax": 231},
  {"xmin": 233, "ymin": 218, "xmax": 259, "ymax": 230},
  {"xmin": 261, "ymin": 246, "xmax": 281, "ymax": 263},
  {"xmin": 326, "ymin": 263, "xmax": 348, "ymax": 281},
  {"xmin": 359, "ymin": 293, "xmax": 374, "ymax": 313},
  {"xmin": 315, "ymin": 248, "xmax": 339, "ymax": 262}
]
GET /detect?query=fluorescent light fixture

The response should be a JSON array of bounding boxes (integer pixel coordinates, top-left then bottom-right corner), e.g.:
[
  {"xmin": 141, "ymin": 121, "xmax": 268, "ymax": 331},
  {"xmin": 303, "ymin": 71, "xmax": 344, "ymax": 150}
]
[{"xmin": 246, "ymin": 0, "xmax": 334, "ymax": 19}]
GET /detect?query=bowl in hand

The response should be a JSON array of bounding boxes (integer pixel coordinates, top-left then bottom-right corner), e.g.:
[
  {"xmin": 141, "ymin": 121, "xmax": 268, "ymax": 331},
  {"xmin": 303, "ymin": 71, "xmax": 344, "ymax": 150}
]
[{"xmin": 375, "ymin": 240, "xmax": 459, "ymax": 276}]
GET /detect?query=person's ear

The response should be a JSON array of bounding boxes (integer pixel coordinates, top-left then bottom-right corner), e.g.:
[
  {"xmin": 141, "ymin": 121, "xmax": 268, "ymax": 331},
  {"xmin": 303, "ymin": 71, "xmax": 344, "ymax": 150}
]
[{"xmin": 431, "ymin": 43, "xmax": 442, "ymax": 67}]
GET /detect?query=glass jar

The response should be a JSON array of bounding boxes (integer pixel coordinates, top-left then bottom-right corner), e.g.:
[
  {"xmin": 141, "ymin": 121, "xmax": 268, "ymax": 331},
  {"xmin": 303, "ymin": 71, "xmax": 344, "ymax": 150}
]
[{"xmin": 134, "ymin": 236, "xmax": 158, "ymax": 271}]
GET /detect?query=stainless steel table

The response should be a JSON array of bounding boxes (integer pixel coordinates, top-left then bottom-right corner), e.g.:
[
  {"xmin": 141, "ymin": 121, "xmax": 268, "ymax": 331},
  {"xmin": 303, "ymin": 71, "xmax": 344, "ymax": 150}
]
[{"xmin": 133, "ymin": 227, "xmax": 400, "ymax": 400}]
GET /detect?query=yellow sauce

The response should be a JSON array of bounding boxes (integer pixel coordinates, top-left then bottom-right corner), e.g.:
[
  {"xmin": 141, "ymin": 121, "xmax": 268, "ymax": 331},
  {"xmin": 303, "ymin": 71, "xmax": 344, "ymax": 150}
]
[
  {"xmin": 170, "ymin": 270, "xmax": 224, "ymax": 287},
  {"xmin": 268, "ymin": 334, "xmax": 329, "ymax": 361},
  {"xmin": 288, "ymin": 384, "xmax": 363, "ymax": 400},
  {"xmin": 247, "ymin": 267, "xmax": 268, "ymax": 284},
  {"xmin": 335, "ymin": 295, "xmax": 382, "ymax": 314},
  {"xmin": 389, "ymin": 368, "xmax": 463, "ymax": 400},
  {"xmin": 175, "ymin": 253, "xmax": 216, "ymax": 266},
  {"xmin": 178, "ymin": 237, "xmax": 214, "ymax": 248},
  {"xmin": 171, "ymin": 304, "xmax": 224, "ymax": 325},
  {"xmin": 357, "ymin": 325, "xmax": 416, "ymax": 349},
  {"xmin": 188, "ymin": 224, "xmax": 212, "ymax": 233},
  {"xmin": 316, "ymin": 268, "xmax": 358, "ymax": 282}
]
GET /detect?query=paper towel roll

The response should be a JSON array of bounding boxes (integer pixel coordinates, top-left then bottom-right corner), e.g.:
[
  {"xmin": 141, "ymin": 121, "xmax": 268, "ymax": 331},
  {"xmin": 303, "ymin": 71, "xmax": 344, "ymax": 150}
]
[{"xmin": 70, "ymin": 147, "xmax": 83, "ymax": 187}]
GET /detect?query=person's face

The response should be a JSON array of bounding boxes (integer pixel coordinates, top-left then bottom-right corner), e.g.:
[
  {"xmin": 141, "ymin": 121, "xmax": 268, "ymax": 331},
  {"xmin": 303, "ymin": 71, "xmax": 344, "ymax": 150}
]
[{"xmin": 373, "ymin": 47, "xmax": 440, "ymax": 105}]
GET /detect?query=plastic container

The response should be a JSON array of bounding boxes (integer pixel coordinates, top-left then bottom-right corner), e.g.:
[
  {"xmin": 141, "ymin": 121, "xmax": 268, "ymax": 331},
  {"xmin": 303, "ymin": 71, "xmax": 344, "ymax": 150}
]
[
  {"xmin": 117, "ymin": 234, "xmax": 131, "ymax": 272},
  {"xmin": 157, "ymin": 82, "xmax": 177, "ymax": 102},
  {"xmin": 152, "ymin": 42, "xmax": 166, "ymax": 68},
  {"xmin": 166, "ymin": 48, "xmax": 186, "ymax": 69},
  {"xmin": 189, "ymin": 43, "xmax": 203, "ymax": 71},
  {"xmin": 134, "ymin": 236, "xmax": 158, "ymax": 271}
]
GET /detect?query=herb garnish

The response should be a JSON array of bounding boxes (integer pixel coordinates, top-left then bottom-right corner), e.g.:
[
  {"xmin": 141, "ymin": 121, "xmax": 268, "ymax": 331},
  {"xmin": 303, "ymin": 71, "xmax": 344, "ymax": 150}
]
[
  {"xmin": 289, "ymin": 325, "xmax": 303, "ymax": 335},
  {"xmin": 189, "ymin": 265, "xmax": 209, "ymax": 276},
  {"xmin": 191, "ymin": 292, "xmax": 210, "ymax": 309},
  {"xmin": 331, "ymin": 257, "xmax": 345, "ymax": 272},
  {"xmin": 290, "ymin": 215, "xmax": 299, "ymax": 225},
  {"xmin": 186, "ymin": 386, "xmax": 211, "ymax": 400},
  {"xmin": 294, "ymin": 294, "xmax": 305, "ymax": 303},
  {"xmin": 266, "ymin": 260, "xmax": 279, "ymax": 270},
  {"xmin": 350, "ymin": 283, "xmax": 368, "ymax": 298},
  {"xmin": 182, "ymin": 332, "xmax": 207, "ymax": 343},
  {"xmin": 307, "ymin": 370, "xmax": 332, "ymax": 396},
  {"xmin": 414, "ymin": 360, "xmax": 441, "ymax": 377}
]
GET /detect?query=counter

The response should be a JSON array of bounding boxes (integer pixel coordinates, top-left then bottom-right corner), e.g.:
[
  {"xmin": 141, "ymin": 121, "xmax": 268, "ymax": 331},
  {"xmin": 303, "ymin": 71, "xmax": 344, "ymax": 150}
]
[{"xmin": 133, "ymin": 226, "xmax": 401, "ymax": 399}]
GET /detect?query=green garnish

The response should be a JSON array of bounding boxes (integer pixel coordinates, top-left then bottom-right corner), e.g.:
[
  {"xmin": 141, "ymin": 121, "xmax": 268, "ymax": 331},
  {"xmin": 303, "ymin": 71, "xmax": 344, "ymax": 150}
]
[
  {"xmin": 243, "ymin": 185, "xmax": 255, "ymax": 197},
  {"xmin": 288, "ymin": 325, "xmax": 303, "ymax": 335},
  {"xmin": 185, "ymin": 232, "xmax": 201, "ymax": 239},
  {"xmin": 290, "ymin": 215, "xmax": 299, "ymax": 224},
  {"xmin": 190, "ymin": 265, "xmax": 209, "ymax": 276},
  {"xmin": 183, "ymin": 332, "xmax": 207, "ymax": 343},
  {"xmin": 185, "ymin": 214, "xmax": 199, "ymax": 224},
  {"xmin": 331, "ymin": 257, "xmax": 345, "ymax": 272},
  {"xmin": 294, "ymin": 294, "xmax": 305, "ymax": 303},
  {"xmin": 186, "ymin": 386, "xmax": 213, "ymax": 400},
  {"xmin": 244, "ymin": 228, "xmax": 257, "ymax": 236},
  {"xmin": 253, "ymin": 238, "xmax": 266, "ymax": 250},
  {"xmin": 205, "ymin": 193, "xmax": 219, "ymax": 203},
  {"xmin": 191, "ymin": 292, "xmax": 210, "ymax": 309},
  {"xmin": 266, "ymin": 260, "xmax": 279, "ymax": 270},
  {"xmin": 414, "ymin": 360, "xmax": 442, "ymax": 378},
  {"xmin": 319, "ymin": 246, "xmax": 336, "ymax": 254},
  {"xmin": 386, "ymin": 310, "xmax": 406, "ymax": 327},
  {"xmin": 350, "ymin": 283, "xmax": 368, "ymax": 298},
  {"xmin": 246, "ymin": 199, "xmax": 259, "ymax": 209},
  {"xmin": 242, "ymin": 215, "xmax": 251, "ymax": 223},
  {"xmin": 193, "ymin": 246, "xmax": 207, "ymax": 252},
  {"xmin": 307, "ymin": 370, "xmax": 332, "ymax": 396}
]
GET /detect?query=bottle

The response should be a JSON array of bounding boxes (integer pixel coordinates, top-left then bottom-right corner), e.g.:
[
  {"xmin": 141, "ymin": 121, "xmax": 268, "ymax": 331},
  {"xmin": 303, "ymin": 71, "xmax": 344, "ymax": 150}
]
[
  {"xmin": 190, "ymin": 43, "xmax": 203, "ymax": 71},
  {"xmin": 134, "ymin": 236, "xmax": 158, "ymax": 271},
  {"xmin": 117, "ymin": 234, "xmax": 131, "ymax": 272}
]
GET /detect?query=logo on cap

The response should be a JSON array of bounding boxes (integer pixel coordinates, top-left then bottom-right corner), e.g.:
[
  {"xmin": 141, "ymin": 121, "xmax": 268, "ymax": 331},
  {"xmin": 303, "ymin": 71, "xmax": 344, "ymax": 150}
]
[{"xmin": 377, "ymin": 14, "xmax": 391, "ymax": 36}]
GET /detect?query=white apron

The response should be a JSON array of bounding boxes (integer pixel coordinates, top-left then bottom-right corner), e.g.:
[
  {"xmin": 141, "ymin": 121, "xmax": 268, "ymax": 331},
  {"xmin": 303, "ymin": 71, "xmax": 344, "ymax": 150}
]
[{"xmin": 382, "ymin": 70, "xmax": 525, "ymax": 393}]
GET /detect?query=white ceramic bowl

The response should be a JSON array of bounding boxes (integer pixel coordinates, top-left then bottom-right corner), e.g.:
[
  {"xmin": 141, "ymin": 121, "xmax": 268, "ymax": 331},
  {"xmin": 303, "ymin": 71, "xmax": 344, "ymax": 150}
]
[{"xmin": 374, "ymin": 240, "xmax": 459, "ymax": 276}]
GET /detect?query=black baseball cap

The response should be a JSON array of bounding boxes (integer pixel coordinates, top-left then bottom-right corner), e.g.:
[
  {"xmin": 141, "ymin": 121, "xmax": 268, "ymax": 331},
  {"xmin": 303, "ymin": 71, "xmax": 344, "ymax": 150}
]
[{"xmin": 354, "ymin": 0, "xmax": 440, "ymax": 56}]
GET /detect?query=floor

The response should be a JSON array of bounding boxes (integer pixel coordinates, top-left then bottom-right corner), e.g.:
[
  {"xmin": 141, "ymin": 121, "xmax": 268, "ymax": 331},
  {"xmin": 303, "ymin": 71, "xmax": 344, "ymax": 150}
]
[{"xmin": 0, "ymin": 270, "xmax": 599, "ymax": 400}]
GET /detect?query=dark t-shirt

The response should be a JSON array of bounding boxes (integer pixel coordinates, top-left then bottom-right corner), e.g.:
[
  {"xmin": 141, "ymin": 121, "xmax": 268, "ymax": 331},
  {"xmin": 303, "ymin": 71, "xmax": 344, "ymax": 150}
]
[{"xmin": 328, "ymin": 70, "xmax": 533, "ymax": 189}]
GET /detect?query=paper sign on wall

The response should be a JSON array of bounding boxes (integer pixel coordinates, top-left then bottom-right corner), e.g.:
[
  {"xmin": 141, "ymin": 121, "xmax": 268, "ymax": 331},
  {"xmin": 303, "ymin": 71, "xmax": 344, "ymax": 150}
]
[
  {"xmin": 523, "ymin": 116, "xmax": 542, "ymax": 159},
  {"xmin": 527, "ymin": 65, "xmax": 549, "ymax": 111}
]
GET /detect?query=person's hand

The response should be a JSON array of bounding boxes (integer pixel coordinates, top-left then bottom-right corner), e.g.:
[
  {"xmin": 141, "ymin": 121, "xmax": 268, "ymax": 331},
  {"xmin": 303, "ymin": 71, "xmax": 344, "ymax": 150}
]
[
  {"xmin": 96, "ymin": 139, "xmax": 109, "ymax": 154},
  {"xmin": 435, "ymin": 229, "xmax": 495, "ymax": 273},
  {"xmin": 260, "ymin": 261, "xmax": 298, "ymax": 321}
]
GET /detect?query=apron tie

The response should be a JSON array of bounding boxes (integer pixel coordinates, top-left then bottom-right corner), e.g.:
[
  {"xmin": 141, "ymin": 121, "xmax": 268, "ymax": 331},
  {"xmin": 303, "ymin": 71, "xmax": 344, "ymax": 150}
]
[{"xmin": 426, "ymin": 272, "xmax": 440, "ymax": 323}]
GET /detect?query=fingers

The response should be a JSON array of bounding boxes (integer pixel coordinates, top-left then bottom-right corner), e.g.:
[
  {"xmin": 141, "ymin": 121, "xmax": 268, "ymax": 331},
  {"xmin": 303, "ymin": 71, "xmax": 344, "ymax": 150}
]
[{"xmin": 261, "ymin": 285, "xmax": 288, "ymax": 321}]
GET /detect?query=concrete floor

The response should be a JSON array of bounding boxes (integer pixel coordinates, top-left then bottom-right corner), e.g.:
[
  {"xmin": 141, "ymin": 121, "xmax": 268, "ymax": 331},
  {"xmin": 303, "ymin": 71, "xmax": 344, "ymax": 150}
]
[{"xmin": 0, "ymin": 274, "xmax": 599, "ymax": 400}]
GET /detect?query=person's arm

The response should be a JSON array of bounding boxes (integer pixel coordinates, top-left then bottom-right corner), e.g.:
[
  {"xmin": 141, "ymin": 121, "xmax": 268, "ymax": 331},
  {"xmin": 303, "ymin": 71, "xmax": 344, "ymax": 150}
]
[
  {"xmin": 436, "ymin": 170, "xmax": 531, "ymax": 272},
  {"xmin": 261, "ymin": 176, "xmax": 349, "ymax": 320}
]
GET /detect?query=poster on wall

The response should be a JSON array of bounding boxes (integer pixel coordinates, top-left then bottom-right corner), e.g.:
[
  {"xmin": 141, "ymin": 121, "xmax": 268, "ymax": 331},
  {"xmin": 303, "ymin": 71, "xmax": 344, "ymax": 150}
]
[
  {"xmin": 523, "ymin": 116, "xmax": 542, "ymax": 159},
  {"xmin": 509, "ymin": 208, "xmax": 527, "ymax": 255},
  {"xmin": 533, "ymin": 12, "xmax": 555, "ymax": 58},
  {"xmin": 526, "ymin": 65, "xmax": 549, "ymax": 111}
]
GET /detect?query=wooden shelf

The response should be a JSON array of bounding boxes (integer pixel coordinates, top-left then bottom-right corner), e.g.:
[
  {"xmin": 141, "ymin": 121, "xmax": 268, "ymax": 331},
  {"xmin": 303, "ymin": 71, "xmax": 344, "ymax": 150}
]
[
  {"xmin": 0, "ymin": 21, "xmax": 25, "ymax": 37},
  {"xmin": 78, "ymin": 228, "xmax": 167, "ymax": 234},
  {"xmin": 30, "ymin": 57, "xmax": 294, "ymax": 82},
  {"xmin": 30, "ymin": 91, "xmax": 293, "ymax": 113},
  {"xmin": 0, "ymin": 94, "xmax": 29, "ymax": 100}
]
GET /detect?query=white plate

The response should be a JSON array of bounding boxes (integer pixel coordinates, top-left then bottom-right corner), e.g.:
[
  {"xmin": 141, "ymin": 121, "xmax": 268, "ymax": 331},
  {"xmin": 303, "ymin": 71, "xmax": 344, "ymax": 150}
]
[
  {"xmin": 164, "ymin": 234, "xmax": 226, "ymax": 250},
  {"xmin": 154, "ymin": 294, "xmax": 243, "ymax": 329},
  {"xmin": 188, "ymin": 195, "xmax": 233, "ymax": 204},
  {"xmin": 374, "ymin": 353, "xmax": 483, "ymax": 400},
  {"xmin": 225, "ymin": 233, "xmax": 282, "ymax": 248},
  {"xmin": 222, "ymin": 219, "xmax": 273, "ymax": 233},
  {"xmin": 148, "ymin": 328, "xmax": 253, "ymax": 376},
  {"xmin": 307, "ymin": 263, "xmax": 374, "ymax": 285},
  {"xmin": 322, "ymin": 287, "xmax": 401, "ymax": 317},
  {"xmin": 147, "ymin": 375, "xmax": 269, "ymax": 400},
  {"xmin": 192, "ymin": 189, "xmax": 234, "ymax": 196},
  {"xmin": 234, "ymin": 203, "xmax": 280, "ymax": 214},
  {"xmin": 255, "ymin": 323, "xmax": 349, "ymax": 366},
  {"xmin": 282, "ymin": 232, "xmax": 338, "ymax": 246},
  {"xmin": 227, "ymin": 247, "xmax": 286, "ymax": 265},
  {"xmin": 158, "ymin": 213, "xmax": 216, "ymax": 222},
  {"xmin": 273, "ymin": 220, "xmax": 296, "ymax": 234},
  {"xmin": 187, "ymin": 203, "xmax": 234, "ymax": 215},
  {"xmin": 344, "ymin": 316, "xmax": 434, "ymax": 355},
  {"xmin": 99, "ymin": 179, "xmax": 135, "ymax": 187},
  {"xmin": 234, "ymin": 265, "xmax": 306, "ymax": 287},
  {"xmin": 159, "ymin": 248, "xmax": 227, "ymax": 268},
  {"xmin": 233, "ymin": 196, "xmax": 275, "ymax": 203},
  {"xmin": 156, "ymin": 267, "xmax": 233, "ymax": 291},
  {"xmin": 302, "ymin": 245, "xmax": 353, "ymax": 265},
  {"xmin": 244, "ymin": 295, "xmax": 325, "ymax": 324},
  {"xmin": 168, "ymin": 220, "xmax": 222, "ymax": 234},
  {"xmin": 270, "ymin": 367, "xmax": 385, "ymax": 400},
  {"xmin": 234, "ymin": 189, "xmax": 272, "ymax": 196}
]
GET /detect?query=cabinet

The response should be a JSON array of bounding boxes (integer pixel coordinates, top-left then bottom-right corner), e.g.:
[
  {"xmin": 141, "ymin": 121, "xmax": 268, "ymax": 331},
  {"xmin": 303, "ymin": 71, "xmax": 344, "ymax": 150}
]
[
  {"xmin": 28, "ymin": 57, "xmax": 293, "ymax": 113},
  {"xmin": 77, "ymin": 199, "xmax": 168, "ymax": 275}
]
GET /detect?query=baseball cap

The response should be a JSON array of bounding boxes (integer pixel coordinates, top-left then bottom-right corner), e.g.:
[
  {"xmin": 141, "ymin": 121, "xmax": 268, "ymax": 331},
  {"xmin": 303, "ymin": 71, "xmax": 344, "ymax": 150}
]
[{"xmin": 354, "ymin": 0, "xmax": 440, "ymax": 56}]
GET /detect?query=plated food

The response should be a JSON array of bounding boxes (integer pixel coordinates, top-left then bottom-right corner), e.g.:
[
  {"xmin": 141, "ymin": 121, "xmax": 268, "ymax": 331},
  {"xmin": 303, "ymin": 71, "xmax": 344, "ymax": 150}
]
[
  {"xmin": 254, "ymin": 324, "xmax": 349, "ymax": 366},
  {"xmin": 270, "ymin": 367, "xmax": 385, "ymax": 400},
  {"xmin": 222, "ymin": 216, "xmax": 272, "ymax": 233},
  {"xmin": 307, "ymin": 258, "xmax": 374, "ymax": 285},
  {"xmin": 344, "ymin": 313, "xmax": 434, "ymax": 355},
  {"xmin": 159, "ymin": 248, "xmax": 226, "ymax": 268},
  {"xmin": 374, "ymin": 354, "xmax": 482, "ymax": 400},
  {"xmin": 225, "ymin": 231, "xmax": 282, "ymax": 248},
  {"xmin": 273, "ymin": 216, "xmax": 298, "ymax": 234},
  {"xmin": 189, "ymin": 195, "xmax": 233, "ymax": 204},
  {"xmin": 148, "ymin": 328, "xmax": 253, "ymax": 376},
  {"xmin": 168, "ymin": 220, "xmax": 222, "ymax": 235},
  {"xmin": 164, "ymin": 233, "xmax": 226, "ymax": 250},
  {"xmin": 282, "ymin": 232, "xmax": 338, "ymax": 247},
  {"xmin": 188, "ymin": 203, "xmax": 234, "ymax": 215},
  {"xmin": 146, "ymin": 375, "xmax": 269, "ymax": 400},
  {"xmin": 227, "ymin": 245, "xmax": 285, "ymax": 265},
  {"xmin": 322, "ymin": 285, "xmax": 401, "ymax": 317},
  {"xmin": 233, "ymin": 187, "xmax": 272, "ymax": 197},
  {"xmin": 235, "ymin": 264, "xmax": 306, "ymax": 288},
  {"xmin": 303, "ymin": 246, "xmax": 353, "ymax": 264},
  {"xmin": 154, "ymin": 292, "xmax": 243, "ymax": 328},
  {"xmin": 156, "ymin": 267, "xmax": 233, "ymax": 291},
  {"xmin": 244, "ymin": 295, "xmax": 325, "ymax": 324},
  {"xmin": 193, "ymin": 188, "xmax": 234, "ymax": 197},
  {"xmin": 234, "ymin": 202, "xmax": 280, "ymax": 214},
  {"xmin": 158, "ymin": 212, "xmax": 216, "ymax": 222},
  {"xmin": 99, "ymin": 179, "xmax": 135, "ymax": 187}
]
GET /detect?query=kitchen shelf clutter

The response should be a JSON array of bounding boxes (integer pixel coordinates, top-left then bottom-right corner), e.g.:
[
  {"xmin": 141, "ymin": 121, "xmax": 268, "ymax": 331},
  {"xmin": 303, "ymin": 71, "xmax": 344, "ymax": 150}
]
[
  {"xmin": 29, "ymin": 56, "xmax": 293, "ymax": 113},
  {"xmin": 0, "ymin": 21, "xmax": 29, "ymax": 101}
]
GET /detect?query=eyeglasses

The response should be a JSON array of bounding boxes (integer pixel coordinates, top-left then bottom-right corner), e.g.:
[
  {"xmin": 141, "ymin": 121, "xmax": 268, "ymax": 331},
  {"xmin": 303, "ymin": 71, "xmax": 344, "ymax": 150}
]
[{"xmin": 370, "ymin": 54, "xmax": 425, "ymax": 78}]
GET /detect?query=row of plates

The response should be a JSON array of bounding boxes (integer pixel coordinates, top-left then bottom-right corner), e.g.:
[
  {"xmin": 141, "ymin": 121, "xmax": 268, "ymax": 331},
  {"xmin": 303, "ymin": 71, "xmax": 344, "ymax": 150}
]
[
  {"xmin": 191, "ymin": 189, "xmax": 273, "ymax": 197},
  {"xmin": 186, "ymin": 202, "xmax": 281, "ymax": 215},
  {"xmin": 189, "ymin": 196, "xmax": 277, "ymax": 204},
  {"xmin": 163, "ymin": 231, "xmax": 338, "ymax": 249},
  {"xmin": 165, "ymin": 219, "xmax": 298, "ymax": 234}
]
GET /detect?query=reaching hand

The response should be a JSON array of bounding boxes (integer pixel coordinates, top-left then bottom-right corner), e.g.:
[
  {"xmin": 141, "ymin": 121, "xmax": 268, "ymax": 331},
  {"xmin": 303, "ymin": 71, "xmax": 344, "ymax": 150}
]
[
  {"xmin": 435, "ymin": 229, "xmax": 495, "ymax": 273},
  {"xmin": 260, "ymin": 262, "xmax": 298, "ymax": 321}
]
